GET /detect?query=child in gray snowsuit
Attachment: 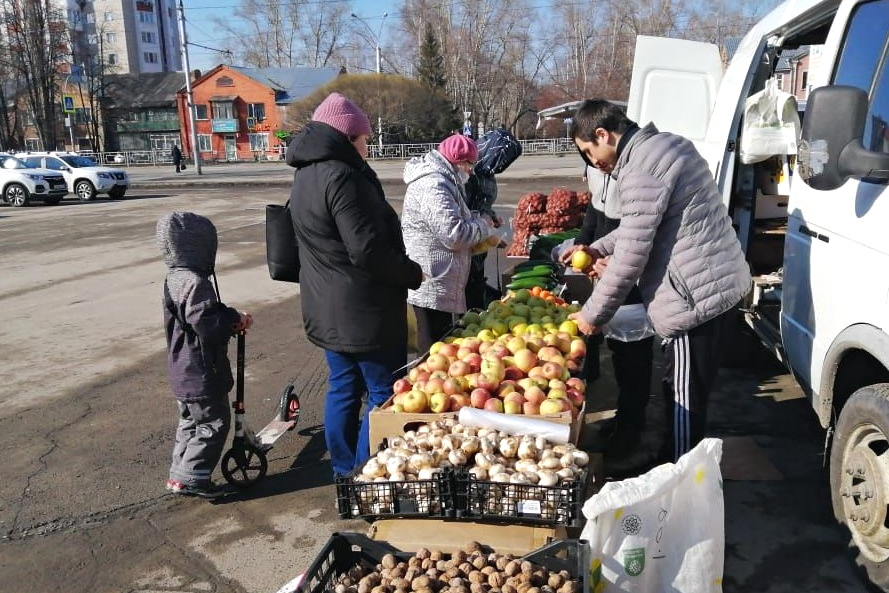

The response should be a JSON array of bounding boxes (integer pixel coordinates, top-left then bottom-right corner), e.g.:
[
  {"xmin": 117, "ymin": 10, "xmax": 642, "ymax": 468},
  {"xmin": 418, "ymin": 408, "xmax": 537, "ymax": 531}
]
[{"xmin": 156, "ymin": 211, "xmax": 252, "ymax": 498}]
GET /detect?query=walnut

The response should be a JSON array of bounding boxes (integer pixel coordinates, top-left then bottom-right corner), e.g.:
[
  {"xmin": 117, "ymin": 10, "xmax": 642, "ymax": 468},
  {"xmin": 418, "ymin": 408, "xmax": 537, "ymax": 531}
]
[
  {"xmin": 488, "ymin": 573, "xmax": 505, "ymax": 588},
  {"xmin": 481, "ymin": 567, "xmax": 496, "ymax": 576},
  {"xmin": 469, "ymin": 583, "xmax": 487, "ymax": 593},
  {"xmin": 546, "ymin": 575, "xmax": 563, "ymax": 590},
  {"xmin": 468, "ymin": 572, "xmax": 487, "ymax": 584},
  {"xmin": 391, "ymin": 566, "xmax": 406, "ymax": 580},
  {"xmin": 409, "ymin": 558, "xmax": 423, "ymax": 570},
  {"xmin": 502, "ymin": 585, "xmax": 517, "ymax": 593},
  {"xmin": 404, "ymin": 569, "xmax": 421, "ymax": 583},
  {"xmin": 458, "ymin": 563, "xmax": 474, "ymax": 577},
  {"xmin": 464, "ymin": 541, "xmax": 484, "ymax": 554},
  {"xmin": 371, "ymin": 586, "xmax": 391, "ymax": 593},
  {"xmin": 520, "ymin": 562, "xmax": 534, "ymax": 575},
  {"xmin": 504, "ymin": 561, "xmax": 521, "ymax": 578},
  {"xmin": 382, "ymin": 554, "xmax": 398, "ymax": 570},
  {"xmin": 495, "ymin": 557, "xmax": 510, "ymax": 571},
  {"xmin": 412, "ymin": 576, "xmax": 432, "ymax": 590},
  {"xmin": 422, "ymin": 558, "xmax": 435, "ymax": 571},
  {"xmin": 417, "ymin": 548, "xmax": 432, "ymax": 560},
  {"xmin": 391, "ymin": 578, "xmax": 410, "ymax": 591},
  {"xmin": 471, "ymin": 556, "xmax": 487, "ymax": 571},
  {"xmin": 430, "ymin": 550, "xmax": 444, "ymax": 562},
  {"xmin": 527, "ymin": 587, "xmax": 541, "ymax": 593},
  {"xmin": 516, "ymin": 583, "xmax": 532, "ymax": 593},
  {"xmin": 426, "ymin": 569, "xmax": 440, "ymax": 580},
  {"xmin": 557, "ymin": 582, "xmax": 578, "ymax": 593},
  {"xmin": 453, "ymin": 550, "xmax": 468, "ymax": 564},
  {"xmin": 336, "ymin": 584, "xmax": 349, "ymax": 593},
  {"xmin": 350, "ymin": 566, "xmax": 368, "ymax": 580},
  {"xmin": 449, "ymin": 577, "xmax": 466, "ymax": 588},
  {"xmin": 415, "ymin": 587, "xmax": 434, "ymax": 593},
  {"xmin": 450, "ymin": 587, "xmax": 469, "ymax": 593},
  {"xmin": 436, "ymin": 560, "xmax": 449, "ymax": 572}
]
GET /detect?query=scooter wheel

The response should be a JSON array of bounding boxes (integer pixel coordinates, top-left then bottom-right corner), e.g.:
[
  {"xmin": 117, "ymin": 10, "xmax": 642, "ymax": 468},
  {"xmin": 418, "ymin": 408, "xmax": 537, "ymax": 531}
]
[{"xmin": 221, "ymin": 446, "xmax": 268, "ymax": 488}]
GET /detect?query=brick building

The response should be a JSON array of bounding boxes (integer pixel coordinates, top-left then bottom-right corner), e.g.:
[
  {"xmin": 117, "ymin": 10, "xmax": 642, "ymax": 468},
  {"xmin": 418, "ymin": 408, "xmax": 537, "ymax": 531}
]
[{"xmin": 176, "ymin": 64, "xmax": 341, "ymax": 162}]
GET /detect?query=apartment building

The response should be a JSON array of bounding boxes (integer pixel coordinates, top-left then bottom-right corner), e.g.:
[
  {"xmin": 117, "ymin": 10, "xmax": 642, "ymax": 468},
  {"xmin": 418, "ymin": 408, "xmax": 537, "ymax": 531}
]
[{"xmin": 65, "ymin": 0, "xmax": 182, "ymax": 74}]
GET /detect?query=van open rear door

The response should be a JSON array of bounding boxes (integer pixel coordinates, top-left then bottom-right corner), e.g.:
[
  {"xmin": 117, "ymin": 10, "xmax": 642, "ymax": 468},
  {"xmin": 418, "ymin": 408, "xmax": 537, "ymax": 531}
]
[{"xmin": 625, "ymin": 36, "xmax": 723, "ymax": 153}]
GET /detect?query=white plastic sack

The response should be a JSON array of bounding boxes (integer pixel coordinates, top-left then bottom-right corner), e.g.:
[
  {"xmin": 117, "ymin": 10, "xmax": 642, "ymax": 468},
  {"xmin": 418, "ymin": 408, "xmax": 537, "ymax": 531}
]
[
  {"xmin": 602, "ymin": 304, "xmax": 657, "ymax": 343},
  {"xmin": 581, "ymin": 438, "xmax": 724, "ymax": 593},
  {"xmin": 739, "ymin": 78, "xmax": 800, "ymax": 165}
]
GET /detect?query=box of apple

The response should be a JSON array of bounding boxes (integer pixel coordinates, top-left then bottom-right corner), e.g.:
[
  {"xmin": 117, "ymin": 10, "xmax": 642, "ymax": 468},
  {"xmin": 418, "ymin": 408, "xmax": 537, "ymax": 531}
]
[{"xmin": 385, "ymin": 291, "xmax": 587, "ymax": 418}]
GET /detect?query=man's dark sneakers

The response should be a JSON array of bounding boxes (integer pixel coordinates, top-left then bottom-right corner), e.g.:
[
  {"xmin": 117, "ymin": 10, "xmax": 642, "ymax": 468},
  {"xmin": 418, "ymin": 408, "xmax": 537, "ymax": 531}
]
[{"xmin": 166, "ymin": 478, "xmax": 227, "ymax": 499}]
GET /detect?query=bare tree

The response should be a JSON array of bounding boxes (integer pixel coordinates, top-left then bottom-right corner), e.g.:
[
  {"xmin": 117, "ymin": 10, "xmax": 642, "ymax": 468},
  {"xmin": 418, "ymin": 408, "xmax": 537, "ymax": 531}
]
[
  {"xmin": 213, "ymin": 0, "xmax": 303, "ymax": 67},
  {"xmin": 0, "ymin": 0, "xmax": 70, "ymax": 150}
]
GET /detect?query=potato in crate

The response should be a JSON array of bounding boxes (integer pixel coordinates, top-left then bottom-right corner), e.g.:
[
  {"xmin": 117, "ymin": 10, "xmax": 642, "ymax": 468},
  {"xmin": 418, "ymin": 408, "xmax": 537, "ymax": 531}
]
[{"xmin": 287, "ymin": 532, "xmax": 589, "ymax": 593}]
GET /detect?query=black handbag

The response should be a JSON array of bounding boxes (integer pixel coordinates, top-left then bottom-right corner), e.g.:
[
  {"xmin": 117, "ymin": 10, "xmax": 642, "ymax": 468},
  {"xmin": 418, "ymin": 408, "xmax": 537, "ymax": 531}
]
[{"xmin": 265, "ymin": 201, "xmax": 300, "ymax": 283}]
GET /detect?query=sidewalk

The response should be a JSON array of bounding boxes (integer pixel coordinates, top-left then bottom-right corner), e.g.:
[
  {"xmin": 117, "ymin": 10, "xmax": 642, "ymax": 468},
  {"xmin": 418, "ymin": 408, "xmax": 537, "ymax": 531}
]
[{"xmin": 127, "ymin": 153, "xmax": 582, "ymax": 189}]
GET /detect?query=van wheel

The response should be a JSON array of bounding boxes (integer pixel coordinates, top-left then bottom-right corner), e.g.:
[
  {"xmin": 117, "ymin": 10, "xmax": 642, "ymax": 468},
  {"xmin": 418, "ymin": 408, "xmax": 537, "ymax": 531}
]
[
  {"xmin": 830, "ymin": 383, "xmax": 889, "ymax": 589},
  {"xmin": 74, "ymin": 180, "xmax": 96, "ymax": 201},
  {"xmin": 5, "ymin": 183, "xmax": 30, "ymax": 207}
]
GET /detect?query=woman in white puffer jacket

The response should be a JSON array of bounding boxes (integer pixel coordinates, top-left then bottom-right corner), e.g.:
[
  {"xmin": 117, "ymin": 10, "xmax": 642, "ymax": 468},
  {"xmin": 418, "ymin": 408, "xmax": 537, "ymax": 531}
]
[{"xmin": 401, "ymin": 134, "xmax": 494, "ymax": 352}]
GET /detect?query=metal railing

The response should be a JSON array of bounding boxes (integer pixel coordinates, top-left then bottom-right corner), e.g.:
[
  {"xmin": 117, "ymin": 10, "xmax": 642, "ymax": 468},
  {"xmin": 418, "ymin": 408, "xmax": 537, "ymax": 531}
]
[{"xmin": 75, "ymin": 137, "xmax": 577, "ymax": 167}]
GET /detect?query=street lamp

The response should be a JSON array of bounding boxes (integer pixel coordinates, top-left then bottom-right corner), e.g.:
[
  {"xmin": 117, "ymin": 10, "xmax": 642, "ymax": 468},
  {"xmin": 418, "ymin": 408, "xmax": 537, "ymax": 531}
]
[{"xmin": 350, "ymin": 11, "xmax": 387, "ymax": 149}]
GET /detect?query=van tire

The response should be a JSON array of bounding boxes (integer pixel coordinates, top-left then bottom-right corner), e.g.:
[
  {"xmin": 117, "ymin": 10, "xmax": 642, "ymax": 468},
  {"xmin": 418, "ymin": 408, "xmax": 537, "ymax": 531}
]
[
  {"xmin": 5, "ymin": 183, "xmax": 30, "ymax": 207},
  {"xmin": 829, "ymin": 383, "xmax": 889, "ymax": 590},
  {"xmin": 74, "ymin": 180, "xmax": 96, "ymax": 201}
]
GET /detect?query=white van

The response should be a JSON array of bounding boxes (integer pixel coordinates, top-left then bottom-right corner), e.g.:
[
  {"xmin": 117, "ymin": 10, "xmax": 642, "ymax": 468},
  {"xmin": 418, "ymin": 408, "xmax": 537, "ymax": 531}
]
[{"xmin": 631, "ymin": 0, "xmax": 889, "ymax": 587}]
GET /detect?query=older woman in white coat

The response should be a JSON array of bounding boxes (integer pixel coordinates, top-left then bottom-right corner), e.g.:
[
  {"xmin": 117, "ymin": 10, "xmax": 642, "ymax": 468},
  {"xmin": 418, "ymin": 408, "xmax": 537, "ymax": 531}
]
[{"xmin": 401, "ymin": 134, "xmax": 495, "ymax": 352}]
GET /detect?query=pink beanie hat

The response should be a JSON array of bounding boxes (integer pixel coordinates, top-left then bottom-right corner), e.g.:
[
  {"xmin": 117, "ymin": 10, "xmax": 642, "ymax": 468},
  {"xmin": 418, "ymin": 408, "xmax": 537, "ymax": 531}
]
[
  {"xmin": 438, "ymin": 134, "xmax": 478, "ymax": 164},
  {"xmin": 312, "ymin": 92, "xmax": 373, "ymax": 137}
]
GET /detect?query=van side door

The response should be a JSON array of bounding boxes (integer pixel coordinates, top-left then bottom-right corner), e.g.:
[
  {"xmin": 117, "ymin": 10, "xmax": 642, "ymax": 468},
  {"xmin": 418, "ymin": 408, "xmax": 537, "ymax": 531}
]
[{"xmin": 781, "ymin": 0, "xmax": 889, "ymax": 398}]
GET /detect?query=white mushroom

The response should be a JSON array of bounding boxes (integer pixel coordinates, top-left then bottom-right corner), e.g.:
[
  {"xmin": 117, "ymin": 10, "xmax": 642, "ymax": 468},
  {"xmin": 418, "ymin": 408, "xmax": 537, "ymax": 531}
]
[
  {"xmin": 570, "ymin": 450, "xmax": 590, "ymax": 467},
  {"xmin": 418, "ymin": 467, "xmax": 438, "ymax": 480},
  {"xmin": 474, "ymin": 452, "xmax": 496, "ymax": 470},
  {"xmin": 386, "ymin": 455, "xmax": 407, "ymax": 475},
  {"xmin": 468, "ymin": 466, "xmax": 488, "ymax": 480},
  {"xmin": 538, "ymin": 456, "xmax": 561, "ymax": 470},
  {"xmin": 499, "ymin": 437, "xmax": 519, "ymax": 459},
  {"xmin": 448, "ymin": 449, "xmax": 468, "ymax": 466},
  {"xmin": 536, "ymin": 469, "xmax": 559, "ymax": 487},
  {"xmin": 517, "ymin": 439, "xmax": 538, "ymax": 460},
  {"xmin": 460, "ymin": 436, "xmax": 480, "ymax": 456}
]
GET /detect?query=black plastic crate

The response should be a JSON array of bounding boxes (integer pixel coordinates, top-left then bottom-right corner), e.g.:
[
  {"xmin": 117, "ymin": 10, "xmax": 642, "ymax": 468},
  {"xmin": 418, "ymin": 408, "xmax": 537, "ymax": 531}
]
[
  {"xmin": 454, "ymin": 468, "xmax": 589, "ymax": 527},
  {"xmin": 290, "ymin": 532, "xmax": 589, "ymax": 593},
  {"xmin": 335, "ymin": 469, "xmax": 456, "ymax": 519}
]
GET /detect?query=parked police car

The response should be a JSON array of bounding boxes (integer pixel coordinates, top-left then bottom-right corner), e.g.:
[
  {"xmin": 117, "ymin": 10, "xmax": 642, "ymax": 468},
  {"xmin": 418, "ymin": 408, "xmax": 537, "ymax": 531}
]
[
  {"xmin": 21, "ymin": 152, "xmax": 129, "ymax": 200},
  {"xmin": 0, "ymin": 153, "xmax": 68, "ymax": 207}
]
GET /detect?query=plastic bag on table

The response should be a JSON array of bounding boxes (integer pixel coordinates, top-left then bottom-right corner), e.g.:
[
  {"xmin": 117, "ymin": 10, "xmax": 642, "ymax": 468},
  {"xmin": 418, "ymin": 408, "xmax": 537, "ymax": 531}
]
[{"xmin": 581, "ymin": 438, "xmax": 724, "ymax": 593}]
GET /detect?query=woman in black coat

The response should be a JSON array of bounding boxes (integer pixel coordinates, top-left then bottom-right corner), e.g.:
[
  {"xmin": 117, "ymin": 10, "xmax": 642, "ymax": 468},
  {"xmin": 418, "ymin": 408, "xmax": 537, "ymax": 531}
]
[{"xmin": 286, "ymin": 93, "xmax": 423, "ymax": 477}]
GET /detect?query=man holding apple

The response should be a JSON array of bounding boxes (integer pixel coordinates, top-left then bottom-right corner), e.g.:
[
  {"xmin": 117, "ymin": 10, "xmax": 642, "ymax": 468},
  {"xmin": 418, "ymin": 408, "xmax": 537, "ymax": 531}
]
[{"xmin": 564, "ymin": 100, "xmax": 750, "ymax": 471}]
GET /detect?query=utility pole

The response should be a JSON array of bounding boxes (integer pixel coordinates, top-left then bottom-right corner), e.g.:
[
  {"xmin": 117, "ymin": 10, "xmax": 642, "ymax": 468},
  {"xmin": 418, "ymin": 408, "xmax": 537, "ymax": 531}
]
[
  {"xmin": 351, "ymin": 12, "xmax": 387, "ymax": 150},
  {"xmin": 176, "ymin": 0, "xmax": 202, "ymax": 175}
]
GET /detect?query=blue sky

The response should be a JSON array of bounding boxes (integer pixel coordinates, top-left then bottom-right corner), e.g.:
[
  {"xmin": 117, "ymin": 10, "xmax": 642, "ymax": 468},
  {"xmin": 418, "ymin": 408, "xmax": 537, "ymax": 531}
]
[{"xmin": 183, "ymin": 0, "xmax": 399, "ymax": 72}]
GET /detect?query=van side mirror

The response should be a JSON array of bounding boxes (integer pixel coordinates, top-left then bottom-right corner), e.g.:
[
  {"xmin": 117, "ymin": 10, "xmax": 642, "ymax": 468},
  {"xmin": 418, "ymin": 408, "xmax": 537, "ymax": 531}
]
[{"xmin": 798, "ymin": 86, "xmax": 889, "ymax": 191}]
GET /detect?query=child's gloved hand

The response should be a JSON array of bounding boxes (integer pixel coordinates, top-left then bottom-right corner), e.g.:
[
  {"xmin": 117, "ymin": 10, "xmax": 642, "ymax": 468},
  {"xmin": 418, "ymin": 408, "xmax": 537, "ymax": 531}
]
[{"xmin": 234, "ymin": 313, "xmax": 253, "ymax": 332}]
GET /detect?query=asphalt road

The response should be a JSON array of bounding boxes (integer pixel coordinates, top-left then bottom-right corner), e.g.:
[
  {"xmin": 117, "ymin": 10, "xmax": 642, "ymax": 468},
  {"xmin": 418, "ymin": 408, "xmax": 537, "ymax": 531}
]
[{"xmin": 0, "ymin": 166, "xmax": 871, "ymax": 593}]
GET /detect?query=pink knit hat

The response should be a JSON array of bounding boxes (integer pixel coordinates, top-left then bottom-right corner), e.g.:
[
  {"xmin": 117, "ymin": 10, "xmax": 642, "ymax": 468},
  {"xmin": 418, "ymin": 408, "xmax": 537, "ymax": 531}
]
[
  {"xmin": 438, "ymin": 134, "xmax": 478, "ymax": 164},
  {"xmin": 312, "ymin": 92, "xmax": 372, "ymax": 137}
]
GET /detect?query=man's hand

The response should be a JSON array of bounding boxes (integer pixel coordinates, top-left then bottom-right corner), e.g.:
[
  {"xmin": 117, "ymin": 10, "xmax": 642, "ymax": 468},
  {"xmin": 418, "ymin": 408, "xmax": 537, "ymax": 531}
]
[
  {"xmin": 559, "ymin": 244, "xmax": 601, "ymax": 275},
  {"xmin": 568, "ymin": 311, "xmax": 599, "ymax": 336},
  {"xmin": 591, "ymin": 255, "xmax": 610, "ymax": 278},
  {"xmin": 234, "ymin": 312, "xmax": 253, "ymax": 332}
]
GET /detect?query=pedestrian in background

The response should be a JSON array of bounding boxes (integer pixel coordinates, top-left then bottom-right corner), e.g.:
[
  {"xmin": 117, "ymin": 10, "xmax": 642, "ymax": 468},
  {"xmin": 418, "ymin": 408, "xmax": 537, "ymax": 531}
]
[
  {"xmin": 401, "ymin": 134, "xmax": 495, "ymax": 352},
  {"xmin": 567, "ymin": 99, "xmax": 750, "ymax": 469},
  {"xmin": 285, "ymin": 92, "xmax": 423, "ymax": 478},
  {"xmin": 156, "ymin": 211, "xmax": 253, "ymax": 498},
  {"xmin": 171, "ymin": 144, "xmax": 183, "ymax": 173}
]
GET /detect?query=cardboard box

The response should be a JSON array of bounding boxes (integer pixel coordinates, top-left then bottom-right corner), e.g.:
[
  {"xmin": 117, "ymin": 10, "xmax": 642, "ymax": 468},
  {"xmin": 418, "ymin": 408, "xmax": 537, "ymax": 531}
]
[
  {"xmin": 368, "ymin": 396, "xmax": 585, "ymax": 453},
  {"xmin": 368, "ymin": 519, "xmax": 569, "ymax": 555}
]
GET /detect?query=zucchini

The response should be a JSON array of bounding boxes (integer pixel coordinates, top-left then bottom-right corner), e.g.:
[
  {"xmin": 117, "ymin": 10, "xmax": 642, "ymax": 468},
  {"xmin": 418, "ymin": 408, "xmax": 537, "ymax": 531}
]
[{"xmin": 506, "ymin": 277, "xmax": 556, "ymax": 290}]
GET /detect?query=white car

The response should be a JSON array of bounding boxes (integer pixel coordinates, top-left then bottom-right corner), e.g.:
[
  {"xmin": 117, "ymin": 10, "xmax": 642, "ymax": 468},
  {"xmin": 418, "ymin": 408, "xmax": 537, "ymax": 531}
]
[
  {"xmin": 0, "ymin": 153, "xmax": 68, "ymax": 207},
  {"xmin": 21, "ymin": 152, "xmax": 129, "ymax": 200}
]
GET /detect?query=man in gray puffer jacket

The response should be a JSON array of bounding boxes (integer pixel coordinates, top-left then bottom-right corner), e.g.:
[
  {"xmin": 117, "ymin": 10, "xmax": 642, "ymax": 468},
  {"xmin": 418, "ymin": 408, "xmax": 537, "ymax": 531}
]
[{"xmin": 566, "ymin": 100, "xmax": 751, "ymax": 465}]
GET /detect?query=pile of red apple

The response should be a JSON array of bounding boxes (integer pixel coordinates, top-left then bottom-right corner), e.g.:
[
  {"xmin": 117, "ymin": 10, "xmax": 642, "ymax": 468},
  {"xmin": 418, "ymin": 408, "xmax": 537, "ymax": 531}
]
[{"xmin": 388, "ymin": 332, "xmax": 587, "ymax": 418}]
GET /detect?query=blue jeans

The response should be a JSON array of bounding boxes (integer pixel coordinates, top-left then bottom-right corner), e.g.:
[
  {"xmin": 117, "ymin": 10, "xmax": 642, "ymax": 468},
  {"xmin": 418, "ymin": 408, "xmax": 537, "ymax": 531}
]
[{"xmin": 323, "ymin": 347, "xmax": 405, "ymax": 476}]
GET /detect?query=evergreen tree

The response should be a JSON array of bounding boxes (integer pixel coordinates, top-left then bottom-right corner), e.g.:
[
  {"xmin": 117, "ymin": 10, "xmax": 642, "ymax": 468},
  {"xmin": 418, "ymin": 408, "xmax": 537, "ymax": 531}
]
[{"xmin": 416, "ymin": 23, "xmax": 446, "ymax": 90}]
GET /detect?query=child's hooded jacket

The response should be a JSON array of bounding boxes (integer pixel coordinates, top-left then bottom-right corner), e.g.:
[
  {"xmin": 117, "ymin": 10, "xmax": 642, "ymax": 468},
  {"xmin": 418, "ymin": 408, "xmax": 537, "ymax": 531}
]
[{"xmin": 156, "ymin": 212, "xmax": 241, "ymax": 401}]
